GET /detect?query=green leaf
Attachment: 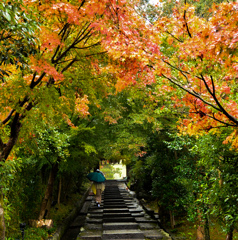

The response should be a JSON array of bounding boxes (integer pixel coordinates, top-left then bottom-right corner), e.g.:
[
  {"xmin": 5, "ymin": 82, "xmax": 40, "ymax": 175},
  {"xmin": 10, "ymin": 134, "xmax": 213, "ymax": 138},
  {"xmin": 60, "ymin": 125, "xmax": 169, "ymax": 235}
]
[{"xmin": 3, "ymin": 11, "xmax": 11, "ymax": 21}]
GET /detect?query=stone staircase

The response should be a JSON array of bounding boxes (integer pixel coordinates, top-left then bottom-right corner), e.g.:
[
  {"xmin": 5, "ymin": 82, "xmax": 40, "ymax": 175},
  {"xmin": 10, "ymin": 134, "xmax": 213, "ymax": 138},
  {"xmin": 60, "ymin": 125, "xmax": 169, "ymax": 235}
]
[{"xmin": 77, "ymin": 180, "xmax": 171, "ymax": 240}]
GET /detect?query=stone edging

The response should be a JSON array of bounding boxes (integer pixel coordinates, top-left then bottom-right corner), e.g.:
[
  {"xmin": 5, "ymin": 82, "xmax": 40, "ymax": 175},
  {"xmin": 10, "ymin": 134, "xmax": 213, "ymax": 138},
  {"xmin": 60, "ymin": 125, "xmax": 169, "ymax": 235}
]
[
  {"xmin": 47, "ymin": 186, "xmax": 91, "ymax": 240},
  {"xmin": 125, "ymin": 183, "xmax": 173, "ymax": 240}
]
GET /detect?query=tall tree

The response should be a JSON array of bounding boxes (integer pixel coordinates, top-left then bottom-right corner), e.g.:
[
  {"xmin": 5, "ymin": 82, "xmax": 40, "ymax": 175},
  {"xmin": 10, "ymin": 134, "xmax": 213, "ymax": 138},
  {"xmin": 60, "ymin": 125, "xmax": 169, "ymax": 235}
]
[{"xmin": 0, "ymin": 0, "xmax": 119, "ymax": 236}]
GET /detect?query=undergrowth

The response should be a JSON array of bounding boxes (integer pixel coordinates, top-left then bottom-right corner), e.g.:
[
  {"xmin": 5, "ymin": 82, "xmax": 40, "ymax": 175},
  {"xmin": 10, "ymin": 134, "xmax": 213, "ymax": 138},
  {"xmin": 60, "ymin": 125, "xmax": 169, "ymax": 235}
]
[
  {"xmin": 145, "ymin": 200, "xmax": 238, "ymax": 240},
  {"xmin": 6, "ymin": 181, "xmax": 91, "ymax": 240}
]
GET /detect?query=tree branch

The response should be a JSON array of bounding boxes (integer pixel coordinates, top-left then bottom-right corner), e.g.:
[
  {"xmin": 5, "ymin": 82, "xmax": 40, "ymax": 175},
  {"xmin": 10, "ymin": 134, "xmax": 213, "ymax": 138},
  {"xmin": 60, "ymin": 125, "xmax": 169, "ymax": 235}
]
[
  {"xmin": 166, "ymin": 31, "xmax": 183, "ymax": 43},
  {"xmin": 78, "ymin": 0, "xmax": 86, "ymax": 10},
  {"xmin": 201, "ymin": 75, "xmax": 238, "ymax": 126},
  {"xmin": 1, "ymin": 109, "xmax": 15, "ymax": 125},
  {"xmin": 183, "ymin": 8, "xmax": 192, "ymax": 38},
  {"xmin": 73, "ymin": 41, "xmax": 101, "ymax": 50},
  {"xmin": 161, "ymin": 73, "xmax": 221, "ymax": 111},
  {"xmin": 84, "ymin": 51, "xmax": 107, "ymax": 57},
  {"xmin": 208, "ymin": 112, "xmax": 236, "ymax": 127},
  {"xmin": 61, "ymin": 59, "xmax": 77, "ymax": 73},
  {"xmin": 30, "ymin": 72, "xmax": 46, "ymax": 89},
  {"xmin": 53, "ymin": 23, "xmax": 92, "ymax": 64},
  {"xmin": 162, "ymin": 59, "xmax": 190, "ymax": 76},
  {"xmin": 0, "ymin": 138, "xmax": 5, "ymax": 151}
]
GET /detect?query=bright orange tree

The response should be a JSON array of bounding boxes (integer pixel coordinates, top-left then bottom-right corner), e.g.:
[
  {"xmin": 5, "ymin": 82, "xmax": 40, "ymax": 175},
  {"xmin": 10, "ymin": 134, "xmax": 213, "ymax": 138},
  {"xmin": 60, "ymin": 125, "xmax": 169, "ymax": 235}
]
[
  {"xmin": 153, "ymin": 2, "xmax": 238, "ymax": 141},
  {"xmin": 97, "ymin": 1, "xmax": 238, "ymax": 147}
]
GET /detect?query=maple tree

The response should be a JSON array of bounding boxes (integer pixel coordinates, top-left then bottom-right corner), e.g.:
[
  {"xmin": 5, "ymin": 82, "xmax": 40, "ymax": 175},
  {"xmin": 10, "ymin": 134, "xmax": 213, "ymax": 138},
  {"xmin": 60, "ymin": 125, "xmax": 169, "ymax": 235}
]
[
  {"xmin": 0, "ymin": 0, "xmax": 120, "ymax": 237},
  {"xmin": 153, "ymin": 2, "xmax": 238, "ymax": 137},
  {"xmin": 97, "ymin": 0, "xmax": 238, "ymax": 147}
]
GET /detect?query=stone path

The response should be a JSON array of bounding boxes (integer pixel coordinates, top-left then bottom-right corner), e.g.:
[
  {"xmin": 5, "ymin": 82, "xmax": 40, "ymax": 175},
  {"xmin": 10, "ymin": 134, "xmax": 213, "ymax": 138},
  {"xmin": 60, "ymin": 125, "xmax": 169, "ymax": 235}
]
[{"xmin": 76, "ymin": 180, "xmax": 171, "ymax": 240}]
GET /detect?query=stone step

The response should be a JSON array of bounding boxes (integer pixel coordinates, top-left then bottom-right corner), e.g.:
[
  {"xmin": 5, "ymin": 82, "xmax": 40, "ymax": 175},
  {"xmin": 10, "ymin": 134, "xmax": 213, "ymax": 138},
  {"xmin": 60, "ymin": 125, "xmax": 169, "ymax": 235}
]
[
  {"xmin": 88, "ymin": 209, "xmax": 103, "ymax": 214},
  {"xmin": 85, "ymin": 196, "xmax": 94, "ymax": 201},
  {"xmin": 103, "ymin": 222, "xmax": 139, "ymax": 230},
  {"xmin": 103, "ymin": 217, "xmax": 135, "ymax": 223},
  {"xmin": 123, "ymin": 200, "xmax": 135, "ymax": 203},
  {"xmin": 138, "ymin": 222, "xmax": 160, "ymax": 230},
  {"xmin": 135, "ymin": 217, "xmax": 158, "ymax": 224},
  {"xmin": 90, "ymin": 204, "xmax": 104, "ymax": 208},
  {"xmin": 76, "ymin": 180, "xmax": 171, "ymax": 240},
  {"xmin": 104, "ymin": 194, "xmax": 122, "ymax": 196},
  {"xmin": 84, "ymin": 223, "xmax": 103, "ymax": 231},
  {"xmin": 86, "ymin": 218, "xmax": 103, "ymax": 224},
  {"xmin": 77, "ymin": 230, "xmax": 102, "ymax": 240},
  {"xmin": 142, "ymin": 230, "xmax": 164, "ymax": 239},
  {"xmin": 131, "ymin": 213, "xmax": 145, "ymax": 218},
  {"xmin": 104, "ymin": 208, "xmax": 129, "ymax": 213},
  {"xmin": 103, "ymin": 205, "xmax": 127, "ymax": 209},
  {"xmin": 102, "ymin": 229, "xmax": 144, "ymax": 239},
  {"xmin": 129, "ymin": 209, "xmax": 143, "ymax": 214},
  {"xmin": 88, "ymin": 213, "xmax": 103, "ymax": 219},
  {"xmin": 103, "ymin": 212, "xmax": 132, "ymax": 218},
  {"xmin": 103, "ymin": 198, "xmax": 124, "ymax": 203},
  {"xmin": 103, "ymin": 202, "xmax": 126, "ymax": 205},
  {"xmin": 104, "ymin": 192, "xmax": 121, "ymax": 194},
  {"xmin": 104, "ymin": 199, "xmax": 123, "ymax": 201},
  {"xmin": 127, "ymin": 205, "xmax": 140, "ymax": 209},
  {"xmin": 103, "ymin": 199, "xmax": 124, "ymax": 201}
]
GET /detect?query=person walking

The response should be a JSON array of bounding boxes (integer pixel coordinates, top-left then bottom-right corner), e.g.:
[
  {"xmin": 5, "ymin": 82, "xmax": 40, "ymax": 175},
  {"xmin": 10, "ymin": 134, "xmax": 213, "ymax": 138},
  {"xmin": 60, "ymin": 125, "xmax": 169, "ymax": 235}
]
[
  {"xmin": 93, "ymin": 181, "xmax": 105, "ymax": 207},
  {"xmin": 87, "ymin": 169, "xmax": 106, "ymax": 207}
]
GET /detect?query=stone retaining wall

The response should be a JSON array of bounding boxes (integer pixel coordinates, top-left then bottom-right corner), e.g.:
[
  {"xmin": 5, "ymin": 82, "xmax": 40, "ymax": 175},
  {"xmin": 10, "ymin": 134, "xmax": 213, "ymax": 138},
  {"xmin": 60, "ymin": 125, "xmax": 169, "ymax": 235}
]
[{"xmin": 47, "ymin": 186, "xmax": 91, "ymax": 240}]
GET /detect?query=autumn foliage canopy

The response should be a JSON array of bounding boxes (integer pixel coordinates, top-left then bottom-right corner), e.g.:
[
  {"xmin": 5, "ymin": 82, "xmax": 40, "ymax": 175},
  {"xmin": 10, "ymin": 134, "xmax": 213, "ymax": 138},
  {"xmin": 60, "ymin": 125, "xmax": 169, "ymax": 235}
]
[{"xmin": 1, "ymin": 0, "xmax": 238, "ymax": 160}]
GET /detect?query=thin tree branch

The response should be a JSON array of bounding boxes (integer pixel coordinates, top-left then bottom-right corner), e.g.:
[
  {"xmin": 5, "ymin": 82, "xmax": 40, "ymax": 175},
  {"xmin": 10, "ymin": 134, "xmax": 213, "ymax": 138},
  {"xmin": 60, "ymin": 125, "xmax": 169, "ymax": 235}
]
[
  {"xmin": 162, "ymin": 59, "xmax": 190, "ymax": 75},
  {"xmin": 73, "ymin": 41, "xmax": 101, "ymax": 50},
  {"xmin": 200, "ymin": 75, "xmax": 238, "ymax": 126},
  {"xmin": 166, "ymin": 31, "xmax": 183, "ymax": 43},
  {"xmin": 53, "ymin": 23, "xmax": 92, "ymax": 63},
  {"xmin": 61, "ymin": 59, "xmax": 77, "ymax": 73},
  {"xmin": 190, "ymin": 110, "xmax": 236, "ymax": 127},
  {"xmin": 30, "ymin": 72, "xmax": 37, "ymax": 88},
  {"xmin": 183, "ymin": 7, "xmax": 192, "ymax": 38},
  {"xmin": 161, "ymin": 73, "xmax": 221, "ymax": 111},
  {"xmin": 78, "ymin": 0, "xmax": 86, "ymax": 10},
  {"xmin": 84, "ymin": 51, "xmax": 107, "ymax": 57},
  {"xmin": 1, "ymin": 109, "xmax": 15, "ymax": 125},
  {"xmin": 208, "ymin": 112, "xmax": 236, "ymax": 127},
  {"xmin": 200, "ymin": 74, "xmax": 214, "ymax": 96},
  {"xmin": 75, "ymin": 24, "xmax": 93, "ymax": 45}
]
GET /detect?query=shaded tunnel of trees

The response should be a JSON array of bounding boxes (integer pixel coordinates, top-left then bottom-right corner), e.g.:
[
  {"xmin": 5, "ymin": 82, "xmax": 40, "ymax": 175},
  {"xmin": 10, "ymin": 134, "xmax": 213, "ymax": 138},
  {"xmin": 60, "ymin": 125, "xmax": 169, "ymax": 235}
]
[{"xmin": 0, "ymin": 0, "xmax": 238, "ymax": 239}]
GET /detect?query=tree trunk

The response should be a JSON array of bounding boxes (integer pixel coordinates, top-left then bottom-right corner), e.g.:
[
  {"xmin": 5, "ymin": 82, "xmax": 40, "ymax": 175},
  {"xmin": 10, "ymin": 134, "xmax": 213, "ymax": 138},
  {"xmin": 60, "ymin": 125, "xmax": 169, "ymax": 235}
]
[
  {"xmin": 158, "ymin": 205, "xmax": 166, "ymax": 225},
  {"xmin": 197, "ymin": 224, "xmax": 205, "ymax": 240},
  {"xmin": 204, "ymin": 216, "xmax": 210, "ymax": 240},
  {"xmin": 169, "ymin": 210, "xmax": 176, "ymax": 229},
  {"xmin": 57, "ymin": 177, "xmax": 62, "ymax": 205},
  {"xmin": 0, "ymin": 113, "xmax": 22, "ymax": 238},
  {"xmin": 218, "ymin": 166, "xmax": 223, "ymax": 187},
  {"xmin": 0, "ymin": 188, "xmax": 5, "ymax": 240},
  {"xmin": 226, "ymin": 228, "xmax": 233, "ymax": 240},
  {"xmin": 0, "ymin": 113, "xmax": 21, "ymax": 162},
  {"xmin": 196, "ymin": 211, "xmax": 210, "ymax": 240},
  {"xmin": 38, "ymin": 163, "xmax": 58, "ymax": 220}
]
